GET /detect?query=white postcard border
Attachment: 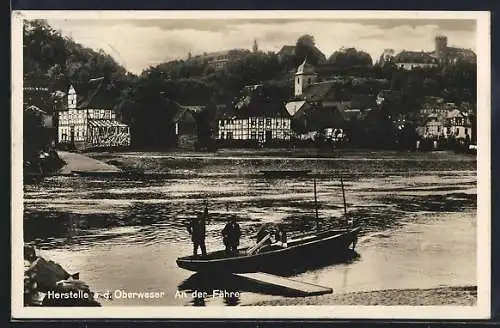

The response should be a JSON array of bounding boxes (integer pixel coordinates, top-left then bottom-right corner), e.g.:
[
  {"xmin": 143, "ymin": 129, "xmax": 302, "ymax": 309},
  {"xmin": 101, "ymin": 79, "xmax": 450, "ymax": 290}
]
[{"xmin": 11, "ymin": 10, "xmax": 491, "ymax": 319}]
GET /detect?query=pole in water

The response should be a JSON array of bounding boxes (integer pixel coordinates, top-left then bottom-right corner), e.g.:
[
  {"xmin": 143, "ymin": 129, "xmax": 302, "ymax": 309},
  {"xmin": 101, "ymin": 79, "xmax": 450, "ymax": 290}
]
[
  {"xmin": 340, "ymin": 176, "xmax": 347, "ymax": 216},
  {"xmin": 314, "ymin": 178, "xmax": 319, "ymax": 231},
  {"xmin": 340, "ymin": 175, "xmax": 349, "ymax": 227}
]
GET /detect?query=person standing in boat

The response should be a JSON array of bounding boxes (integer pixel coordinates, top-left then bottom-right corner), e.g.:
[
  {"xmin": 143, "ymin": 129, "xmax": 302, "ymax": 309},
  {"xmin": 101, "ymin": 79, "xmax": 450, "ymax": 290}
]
[
  {"xmin": 275, "ymin": 224, "xmax": 288, "ymax": 248},
  {"xmin": 187, "ymin": 203, "xmax": 208, "ymax": 256},
  {"xmin": 222, "ymin": 217, "xmax": 241, "ymax": 255}
]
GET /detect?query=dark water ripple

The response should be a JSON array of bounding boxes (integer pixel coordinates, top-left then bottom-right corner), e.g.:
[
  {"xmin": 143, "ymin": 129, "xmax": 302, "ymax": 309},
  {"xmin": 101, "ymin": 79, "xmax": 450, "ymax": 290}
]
[{"xmin": 24, "ymin": 151, "xmax": 476, "ymax": 253}]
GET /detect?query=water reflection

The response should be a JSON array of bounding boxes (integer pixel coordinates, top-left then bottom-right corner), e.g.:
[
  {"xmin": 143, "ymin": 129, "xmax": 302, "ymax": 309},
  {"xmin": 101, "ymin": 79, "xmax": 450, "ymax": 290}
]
[{"xmin": 261, "ymin": 248, "xmax": 361, "ymax": 277}]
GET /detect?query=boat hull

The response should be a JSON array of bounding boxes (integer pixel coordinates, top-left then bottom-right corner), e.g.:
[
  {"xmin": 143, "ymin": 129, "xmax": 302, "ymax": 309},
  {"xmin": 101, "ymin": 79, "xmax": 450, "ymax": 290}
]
[{"xmin": 176, "ymin": 227, "xmax": 360, "ymax": 273}]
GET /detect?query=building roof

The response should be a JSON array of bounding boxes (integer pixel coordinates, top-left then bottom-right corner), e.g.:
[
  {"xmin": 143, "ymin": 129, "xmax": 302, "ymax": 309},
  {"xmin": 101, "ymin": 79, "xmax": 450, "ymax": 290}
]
[
  {"xmin": 446, "ymin": 109, "xmax": 469, "ymax": 119},
  {"xmin": 285, "ymin": 100, "xmax": 308, "ymax": 116},
  {"xmin": 193, "ymin": 49, "xmax": 251, "ymax": 61},
  {"xmin": 88, "ymin": 119, "xmax": 128, "ymax": 128},
  {"xmin": 171, "ymin": 103, "xmax": 206, "ymax": 123},
  {"xmin": 394, "ymin": 51, "xmax": 438, "ymax": 64},
  {"xmin": 293, "ymin": 105, "xmax": 346, "ymax": 132},
  {"xmin": 277, "ymin": 45, "xmax": 296, "ymax": 57},
  {"xmin": 24, "ymin": 105, "xmax": 48, "ymax": 115},
  {"xmin": 301, "ymin": 81, "xmax": 349, "ymax": 102},
  {"xmin": 445, "ymin": 47, "xmax": 477, "ymax": 62},
  {"xmin": 68, "ymin": 77, "xmax": 114, "ymax": 110},
  {"xmin": 228, "ymin": 84, "xmax": 290, "ymax": 118},
  {"xmin": 296, "ymin": 58, "xmax": 317, "ymax": 76}
]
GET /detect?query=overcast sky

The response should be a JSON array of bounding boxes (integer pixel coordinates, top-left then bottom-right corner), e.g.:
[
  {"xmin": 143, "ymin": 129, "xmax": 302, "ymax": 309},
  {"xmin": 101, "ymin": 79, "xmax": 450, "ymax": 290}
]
[{"xmin": 45, "ymin": 18, "xmax": 477, "ymax": 75}]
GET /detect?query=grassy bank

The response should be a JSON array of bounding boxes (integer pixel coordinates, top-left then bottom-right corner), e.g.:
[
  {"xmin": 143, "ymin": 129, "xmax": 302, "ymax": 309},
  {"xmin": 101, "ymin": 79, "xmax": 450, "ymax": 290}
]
[{"xmin": 248, "ymin": 286, "xmax": 477, "ymax": 306}]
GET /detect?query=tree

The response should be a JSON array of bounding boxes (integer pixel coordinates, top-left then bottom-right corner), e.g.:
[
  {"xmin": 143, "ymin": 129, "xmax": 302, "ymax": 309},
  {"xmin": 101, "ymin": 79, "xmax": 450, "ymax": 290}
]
[
  {"xmin": 297, "ymin": 34, "xmax": 315, "ymax": 48},
  {"xmin": 295, "ymin": 34, "xmax": 323, "ymax": 66},
  {"xmin": 327, "ymin": 47, "xmax": 373, "ymax": 68}
]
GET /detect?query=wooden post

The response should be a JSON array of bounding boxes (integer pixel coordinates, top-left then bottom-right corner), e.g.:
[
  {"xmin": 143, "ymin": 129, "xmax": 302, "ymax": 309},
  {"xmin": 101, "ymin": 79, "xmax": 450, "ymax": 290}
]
[
  {"xmin": 340, "ymin": 175, "xmax": 349, "ymax": 229},
  {"xmin": 314, "ymin": 178, "xmax": 319, "ymax": 232},
  {"xmin": 340, "ymin": 176, "xmax": 347, "ymax": 216}
]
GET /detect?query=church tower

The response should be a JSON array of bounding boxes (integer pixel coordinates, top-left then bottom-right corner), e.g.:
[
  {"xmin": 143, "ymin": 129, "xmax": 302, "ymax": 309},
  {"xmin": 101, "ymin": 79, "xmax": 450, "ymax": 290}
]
[
  {"xmin": 253, "ymin": 39, "xmax": 259, "ymax": 53},
  {"xmin": 294, "ymin": 57, "xmax": 317, "ymax": 97},
  {"xmin": 435, "ymin": 35, "xmax": 448, "ymax": 64},
  {"xmin": 67, "ymin": 85, "xmax": 77, "ymax": 111}
]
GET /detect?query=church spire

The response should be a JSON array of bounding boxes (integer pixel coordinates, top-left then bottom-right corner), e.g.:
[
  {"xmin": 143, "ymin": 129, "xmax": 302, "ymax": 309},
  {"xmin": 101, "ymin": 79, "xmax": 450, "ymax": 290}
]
[{"xmin": 253, "ymin": 39, "xmax": 258, "ymax": 53}]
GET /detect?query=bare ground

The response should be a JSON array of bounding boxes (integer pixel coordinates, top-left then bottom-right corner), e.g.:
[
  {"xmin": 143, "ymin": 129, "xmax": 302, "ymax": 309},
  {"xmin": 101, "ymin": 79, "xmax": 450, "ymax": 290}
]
[{"xmin": 247, "ymin": 286, "xmax": 477, "ymax": 306}]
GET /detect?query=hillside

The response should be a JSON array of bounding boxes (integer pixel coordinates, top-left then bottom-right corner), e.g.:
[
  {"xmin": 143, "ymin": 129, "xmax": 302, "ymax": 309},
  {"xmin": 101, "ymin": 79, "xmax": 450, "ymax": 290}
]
[{"xmin": 23, "ymin": 20, "xmax": 477, "ymax": 151}]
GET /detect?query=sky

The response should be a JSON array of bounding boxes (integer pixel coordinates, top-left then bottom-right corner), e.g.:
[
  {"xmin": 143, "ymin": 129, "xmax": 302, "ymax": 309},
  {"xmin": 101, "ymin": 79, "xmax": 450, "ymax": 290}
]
[{"xmin": 45, "ymin": 18, "xmax": 477, "ymax": 75}]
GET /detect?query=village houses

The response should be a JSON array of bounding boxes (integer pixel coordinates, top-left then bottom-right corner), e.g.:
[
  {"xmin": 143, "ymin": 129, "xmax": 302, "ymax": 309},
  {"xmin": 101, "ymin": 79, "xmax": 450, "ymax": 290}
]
[
  {"xmin": 57, "ymin": 80, "xmax": 130, "ymax": 150},
  {"xmin": 416, "ymin": 96, "xmax": 475, "ymax": 146},
  {"xmin": 191, "ymin": 49, "xmax": 251, "ymax": 70},
  {"xmin": 382, "ymin": 35, "xmax": 476, "ymax": 70},
  {"xmin": 285, "ymin": 58, "xmax": 376, "ymax": 141},
  {"xmin": 217, "ymin": 84, "xmax": 291, "ymax": 145}
]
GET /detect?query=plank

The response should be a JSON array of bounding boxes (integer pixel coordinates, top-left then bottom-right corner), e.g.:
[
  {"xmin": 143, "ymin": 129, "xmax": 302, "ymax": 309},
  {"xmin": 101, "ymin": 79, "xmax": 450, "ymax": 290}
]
[{"xmin": 235, "ymin": 272, "xmax": 332, "ymax": 296}]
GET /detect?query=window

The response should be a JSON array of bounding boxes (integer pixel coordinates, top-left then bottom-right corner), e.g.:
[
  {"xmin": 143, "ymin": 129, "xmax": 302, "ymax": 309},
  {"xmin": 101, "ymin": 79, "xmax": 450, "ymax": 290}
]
[
  {"xmin": 220, "ymin": 120, "xmax": 225, "ymax": 127},
  {"xmin": 266, "ymin": 118, "xmax": 271, "ymax": 126},
  {"xmin": 251, "ymin": 118, "xmax": 256, "ymax": 126},
  {"xmin": 465, "ymin": 128, "xmax": 469, "ymax": 135},
  {"xmin": 258, "ymin": 119, "xmax": 263, "ymax": 126},
  {"xmin": 220, "ymin": 132, "xmax": 225, "ymax": 140},
  {"xmin": 251, "ymin": 132, "xmax": 257, "ymax": 140},
  {"xmin": 297, "ymin": 77, "xmax": 300, "ymax": 84},
  {"xmin": 307, "ymin": 78, "xmax": 311, "ymax": 84},
  {"xmin": 227, "ymin": 132, "xmax": 233, "ymax": 140},
  {"xmin": 283, "ymin": 121, "xmax": 287, "ymax": 128}
]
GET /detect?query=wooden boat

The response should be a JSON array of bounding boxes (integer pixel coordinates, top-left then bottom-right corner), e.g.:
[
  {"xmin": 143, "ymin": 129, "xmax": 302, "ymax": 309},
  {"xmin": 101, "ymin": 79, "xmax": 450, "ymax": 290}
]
[
  {"xmin": 176, "ymin": 226, "xmax": 360, "ymax": 273},
  {"xmin": 260, "ymin": 169, "xmax": 311, "ymax": 178},
  {"xmin": 177, "ymin": 176, "xmax": 360, "ymax": 273}
]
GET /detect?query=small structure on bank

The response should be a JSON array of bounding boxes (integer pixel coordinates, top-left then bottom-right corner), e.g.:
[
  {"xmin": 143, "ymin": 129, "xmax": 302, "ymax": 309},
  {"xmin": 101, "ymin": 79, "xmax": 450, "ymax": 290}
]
[
  {"xmin": 57, "ymin": 80, "xmax": 130, "ymax": 150},
  {"xmin": 171, "ymin": 104, "xmax": 205, "ymax": 149}
]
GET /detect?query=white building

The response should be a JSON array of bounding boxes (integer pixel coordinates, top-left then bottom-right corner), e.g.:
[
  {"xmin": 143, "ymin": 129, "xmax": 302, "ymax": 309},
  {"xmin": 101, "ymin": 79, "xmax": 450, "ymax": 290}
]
[
  {"xmin": 218, "ymin": 116, "xmax": 291, "ymax": 143},
  {"xmin": 217, "ymin": 84, "xmax": 292, "ymax": 144},
  {"xmin": 58, "ymin": 85, "xmax": 130, "ymax": 149}
]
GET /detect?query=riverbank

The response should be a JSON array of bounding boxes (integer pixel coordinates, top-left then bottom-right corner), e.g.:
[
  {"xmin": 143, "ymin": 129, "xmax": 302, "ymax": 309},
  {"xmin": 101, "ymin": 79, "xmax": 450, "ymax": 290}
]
[
  {"xmin": 248, "ymin": 285, "xmax": 477, "ymax": 306},
  {"xmin": 57, "ymin": 151, "xmax": 122, "ymax": 175}
]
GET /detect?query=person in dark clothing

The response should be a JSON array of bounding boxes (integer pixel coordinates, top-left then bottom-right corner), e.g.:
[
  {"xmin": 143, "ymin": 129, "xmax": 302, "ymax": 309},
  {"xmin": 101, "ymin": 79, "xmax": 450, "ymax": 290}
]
[
  {"xmin": 276, "ymin": 224, "xmax": 287, "ymax": 247},
  {"xmin": 222, "ymin": 217, "xmax": 241, "ymax": 255},
  {"xmin": 187, "ymin": 212, "xmax": 207, "ymax": 257}
]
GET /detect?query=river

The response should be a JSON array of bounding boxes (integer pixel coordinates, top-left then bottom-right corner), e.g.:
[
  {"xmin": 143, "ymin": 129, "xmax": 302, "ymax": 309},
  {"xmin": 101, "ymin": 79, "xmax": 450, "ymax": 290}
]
[{"xmin": 23, "ymin": 150, "xmax": 477, "ymax": 306}]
